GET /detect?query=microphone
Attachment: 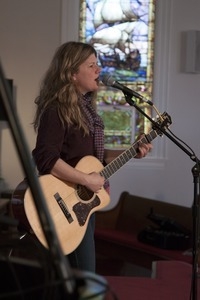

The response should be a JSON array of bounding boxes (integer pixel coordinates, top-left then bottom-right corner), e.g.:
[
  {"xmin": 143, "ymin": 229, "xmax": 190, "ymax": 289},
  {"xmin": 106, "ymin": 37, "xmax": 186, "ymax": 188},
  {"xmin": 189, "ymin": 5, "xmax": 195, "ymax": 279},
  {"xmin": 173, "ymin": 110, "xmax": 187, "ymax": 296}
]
[{"xmin": 102, "ymin": 74, "xmax": 153, "ymax": 105}]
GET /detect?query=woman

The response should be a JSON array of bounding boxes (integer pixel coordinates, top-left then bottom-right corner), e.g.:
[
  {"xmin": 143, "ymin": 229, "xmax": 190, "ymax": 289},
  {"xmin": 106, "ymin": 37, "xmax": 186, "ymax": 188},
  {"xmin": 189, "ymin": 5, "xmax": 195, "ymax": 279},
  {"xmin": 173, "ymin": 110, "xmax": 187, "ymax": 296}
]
[{"xmin": 32, "ymin": 41, "xmax": 152, "ymax": 273}]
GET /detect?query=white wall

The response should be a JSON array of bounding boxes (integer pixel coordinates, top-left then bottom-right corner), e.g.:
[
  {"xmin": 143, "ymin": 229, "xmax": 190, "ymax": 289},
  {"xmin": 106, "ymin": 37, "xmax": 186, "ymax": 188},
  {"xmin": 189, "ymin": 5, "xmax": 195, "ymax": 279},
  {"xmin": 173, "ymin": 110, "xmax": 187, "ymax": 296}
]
[
  {"xmin": 0, "ymin": 0, "xmax": 61, "ymax": 188},
  {"xmin": 0, "ymin": 0, "xmax": 200, "ymax": 209}
]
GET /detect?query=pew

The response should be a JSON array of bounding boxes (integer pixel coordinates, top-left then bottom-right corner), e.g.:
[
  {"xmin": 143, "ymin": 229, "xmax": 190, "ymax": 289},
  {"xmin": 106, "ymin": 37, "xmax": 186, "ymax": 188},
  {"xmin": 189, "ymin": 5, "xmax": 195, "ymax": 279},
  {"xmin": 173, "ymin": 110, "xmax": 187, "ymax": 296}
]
[{"xmin": 95, "ymin": 191, "xmax": 193, "ymax": 272}]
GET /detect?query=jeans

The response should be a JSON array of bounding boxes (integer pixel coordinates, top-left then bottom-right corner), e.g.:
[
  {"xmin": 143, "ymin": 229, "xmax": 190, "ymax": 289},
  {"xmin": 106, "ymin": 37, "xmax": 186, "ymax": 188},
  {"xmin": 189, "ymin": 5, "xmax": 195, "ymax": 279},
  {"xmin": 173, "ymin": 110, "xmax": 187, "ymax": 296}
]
[{"xmin": 67, "ymin": 214, "xmax": 96, "ymax": 273}]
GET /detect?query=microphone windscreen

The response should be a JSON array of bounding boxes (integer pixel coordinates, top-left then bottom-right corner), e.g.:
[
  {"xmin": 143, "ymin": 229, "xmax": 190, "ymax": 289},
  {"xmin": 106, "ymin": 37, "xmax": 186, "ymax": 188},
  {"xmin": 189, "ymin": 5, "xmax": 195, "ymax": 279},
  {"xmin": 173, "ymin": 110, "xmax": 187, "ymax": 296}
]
[{"xmin": 102, "ymin": 74, "xmax": 115, "ymax": 86}]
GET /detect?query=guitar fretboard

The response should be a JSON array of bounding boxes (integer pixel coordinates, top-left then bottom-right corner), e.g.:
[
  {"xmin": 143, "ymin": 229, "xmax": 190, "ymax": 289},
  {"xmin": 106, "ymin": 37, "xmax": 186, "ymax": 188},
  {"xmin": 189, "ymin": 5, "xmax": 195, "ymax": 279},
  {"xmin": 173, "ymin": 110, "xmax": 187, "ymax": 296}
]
[{"xmin": 100, "ymin": 129, "xmax": 157, "ymax": 181}]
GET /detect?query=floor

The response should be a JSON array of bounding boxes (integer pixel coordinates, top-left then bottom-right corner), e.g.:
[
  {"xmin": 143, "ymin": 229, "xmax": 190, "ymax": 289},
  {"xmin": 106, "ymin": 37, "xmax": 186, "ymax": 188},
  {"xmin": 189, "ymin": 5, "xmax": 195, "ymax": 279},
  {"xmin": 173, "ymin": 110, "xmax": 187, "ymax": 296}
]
[
  {"xmin": 104, "ymin": 260, "xmax": 199, "ymax": 300},
  {"xmin": 96, "ymin": 256, "xmax": 151, "ymax": 277},
  {"xmin": 95, "ymin": 253, "xmax": 200, "ymax": 300}
]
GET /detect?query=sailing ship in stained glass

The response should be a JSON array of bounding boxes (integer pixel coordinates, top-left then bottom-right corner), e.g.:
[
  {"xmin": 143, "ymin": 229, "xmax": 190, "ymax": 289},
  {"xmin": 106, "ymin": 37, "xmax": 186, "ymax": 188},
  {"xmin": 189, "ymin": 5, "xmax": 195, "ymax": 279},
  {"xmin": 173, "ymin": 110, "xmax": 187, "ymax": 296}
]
[{"xmin": 80, "ymin": 0, "xmax": 155, "ymax": 84}]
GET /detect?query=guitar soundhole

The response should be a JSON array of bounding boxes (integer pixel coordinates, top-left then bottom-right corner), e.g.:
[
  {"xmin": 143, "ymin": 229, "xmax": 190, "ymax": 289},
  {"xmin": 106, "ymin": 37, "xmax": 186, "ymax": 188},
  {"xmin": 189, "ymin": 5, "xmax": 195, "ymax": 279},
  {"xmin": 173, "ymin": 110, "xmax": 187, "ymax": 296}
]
[{"xmin": 77, "ymin": 185, "xmax": 94, "ymax": 201}]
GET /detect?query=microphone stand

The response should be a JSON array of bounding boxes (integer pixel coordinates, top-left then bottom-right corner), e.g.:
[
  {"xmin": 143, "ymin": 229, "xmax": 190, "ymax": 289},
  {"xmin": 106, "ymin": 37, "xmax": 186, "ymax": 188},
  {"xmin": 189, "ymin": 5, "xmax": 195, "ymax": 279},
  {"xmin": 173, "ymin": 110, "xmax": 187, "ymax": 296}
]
[
  {"xmin": 124, "ymin": 93, "xmax": 200, "ymax": 300},
  {"xmin": 0, "ymin": 61, "xmax": 77, "ymax": 298}
]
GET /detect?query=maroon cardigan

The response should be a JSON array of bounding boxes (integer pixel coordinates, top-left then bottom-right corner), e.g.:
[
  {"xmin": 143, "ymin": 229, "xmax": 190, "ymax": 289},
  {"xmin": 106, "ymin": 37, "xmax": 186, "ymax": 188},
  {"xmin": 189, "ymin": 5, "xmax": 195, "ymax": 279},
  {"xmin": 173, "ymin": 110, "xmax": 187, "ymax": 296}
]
[{"xmin": 32, "ymin": 107, "xmax": 95, "ymax": 174}]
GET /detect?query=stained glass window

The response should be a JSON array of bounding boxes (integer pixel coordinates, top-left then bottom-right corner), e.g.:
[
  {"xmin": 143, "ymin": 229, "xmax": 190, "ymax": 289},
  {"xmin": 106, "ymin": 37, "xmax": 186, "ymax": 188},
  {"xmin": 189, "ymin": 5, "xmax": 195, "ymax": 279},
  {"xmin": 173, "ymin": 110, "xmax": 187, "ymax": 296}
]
[{"xmin": 79, "ymin": 0, "xmax": 156, "ymax": 149}]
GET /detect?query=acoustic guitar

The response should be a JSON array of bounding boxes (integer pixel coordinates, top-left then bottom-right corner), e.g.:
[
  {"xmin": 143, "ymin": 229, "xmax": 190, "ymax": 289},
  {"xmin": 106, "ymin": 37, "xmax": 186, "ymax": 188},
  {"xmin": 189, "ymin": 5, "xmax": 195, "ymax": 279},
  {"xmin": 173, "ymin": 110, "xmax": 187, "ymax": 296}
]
[{"xmin": 11, "ymin": 112, "xmax": 171, "ymax": 255}]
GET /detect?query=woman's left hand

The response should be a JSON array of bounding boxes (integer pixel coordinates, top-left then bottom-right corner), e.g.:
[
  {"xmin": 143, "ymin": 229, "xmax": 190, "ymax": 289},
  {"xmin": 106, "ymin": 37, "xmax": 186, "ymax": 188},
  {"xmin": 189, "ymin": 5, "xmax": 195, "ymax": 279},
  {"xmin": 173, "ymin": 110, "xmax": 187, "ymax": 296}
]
[{"xmin": 135, "ymin": 135, "xmax": 153, "ymax": 158}]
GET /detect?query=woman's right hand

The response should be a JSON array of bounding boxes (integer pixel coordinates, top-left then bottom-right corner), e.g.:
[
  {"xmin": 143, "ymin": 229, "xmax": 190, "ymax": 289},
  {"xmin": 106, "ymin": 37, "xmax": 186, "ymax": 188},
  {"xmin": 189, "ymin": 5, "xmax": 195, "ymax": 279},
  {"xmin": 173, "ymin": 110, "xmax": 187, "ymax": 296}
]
[{"xmin": 84, "ymin": 172, "xmax": 105, "ymax": 193}]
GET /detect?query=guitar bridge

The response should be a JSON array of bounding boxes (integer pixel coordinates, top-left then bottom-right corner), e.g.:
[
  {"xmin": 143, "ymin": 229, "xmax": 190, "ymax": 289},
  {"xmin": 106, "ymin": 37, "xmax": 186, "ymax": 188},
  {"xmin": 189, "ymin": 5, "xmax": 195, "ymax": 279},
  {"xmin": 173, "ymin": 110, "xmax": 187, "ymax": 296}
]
[{"xmin": 54, "ymin": 192, "xmax": 73, "ymax": 224}]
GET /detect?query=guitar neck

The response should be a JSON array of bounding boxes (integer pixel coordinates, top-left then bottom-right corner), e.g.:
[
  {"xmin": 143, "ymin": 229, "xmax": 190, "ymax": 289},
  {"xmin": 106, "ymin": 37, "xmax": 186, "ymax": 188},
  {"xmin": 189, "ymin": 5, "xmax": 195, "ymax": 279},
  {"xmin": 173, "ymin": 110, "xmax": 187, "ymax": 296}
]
[{"xmin": 100, "ymin": 129, "xmax": 157, "ymax": 181}]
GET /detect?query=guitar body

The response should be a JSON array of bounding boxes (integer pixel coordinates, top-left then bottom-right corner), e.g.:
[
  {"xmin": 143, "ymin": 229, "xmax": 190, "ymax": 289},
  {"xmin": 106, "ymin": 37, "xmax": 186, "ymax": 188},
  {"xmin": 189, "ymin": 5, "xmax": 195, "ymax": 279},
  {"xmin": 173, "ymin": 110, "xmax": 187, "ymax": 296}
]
[{"xmin": 12, "ymin": 155, "xmax": 110, "ymax": 255}]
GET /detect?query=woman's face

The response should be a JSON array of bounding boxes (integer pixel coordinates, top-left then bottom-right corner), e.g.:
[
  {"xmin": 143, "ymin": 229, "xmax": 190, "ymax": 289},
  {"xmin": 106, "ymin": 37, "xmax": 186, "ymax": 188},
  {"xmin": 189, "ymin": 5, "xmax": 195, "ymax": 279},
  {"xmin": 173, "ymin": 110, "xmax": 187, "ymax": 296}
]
[{"xmin": 72, "ymin": 54, "xmax": 101, "ymax": 95}]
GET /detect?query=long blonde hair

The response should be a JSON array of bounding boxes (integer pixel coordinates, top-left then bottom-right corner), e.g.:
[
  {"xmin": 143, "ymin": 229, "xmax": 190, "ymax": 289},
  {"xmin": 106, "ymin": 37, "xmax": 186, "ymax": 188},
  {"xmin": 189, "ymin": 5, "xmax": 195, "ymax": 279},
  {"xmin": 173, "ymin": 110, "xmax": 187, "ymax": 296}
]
[{"xmin": 33, "ymin": 41, "xmax": 97, "ymax": 134}]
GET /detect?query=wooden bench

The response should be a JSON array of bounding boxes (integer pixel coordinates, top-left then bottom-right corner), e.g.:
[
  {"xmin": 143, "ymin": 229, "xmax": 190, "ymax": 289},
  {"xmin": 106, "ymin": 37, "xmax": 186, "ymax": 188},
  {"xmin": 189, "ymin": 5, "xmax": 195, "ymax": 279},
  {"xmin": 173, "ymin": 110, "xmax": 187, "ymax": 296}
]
[{"xmin": 95, "ymin": 192, "xmax": 193, "ymax": 270}]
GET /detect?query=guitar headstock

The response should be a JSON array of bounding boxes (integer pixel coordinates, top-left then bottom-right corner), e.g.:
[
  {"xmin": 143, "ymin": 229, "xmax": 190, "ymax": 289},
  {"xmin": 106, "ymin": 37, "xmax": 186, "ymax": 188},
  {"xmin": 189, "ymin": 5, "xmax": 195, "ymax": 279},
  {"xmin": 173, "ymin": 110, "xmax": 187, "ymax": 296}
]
[{"xmin": 153, "ymin": 112, "xmax": 172, "ymax": 136}]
